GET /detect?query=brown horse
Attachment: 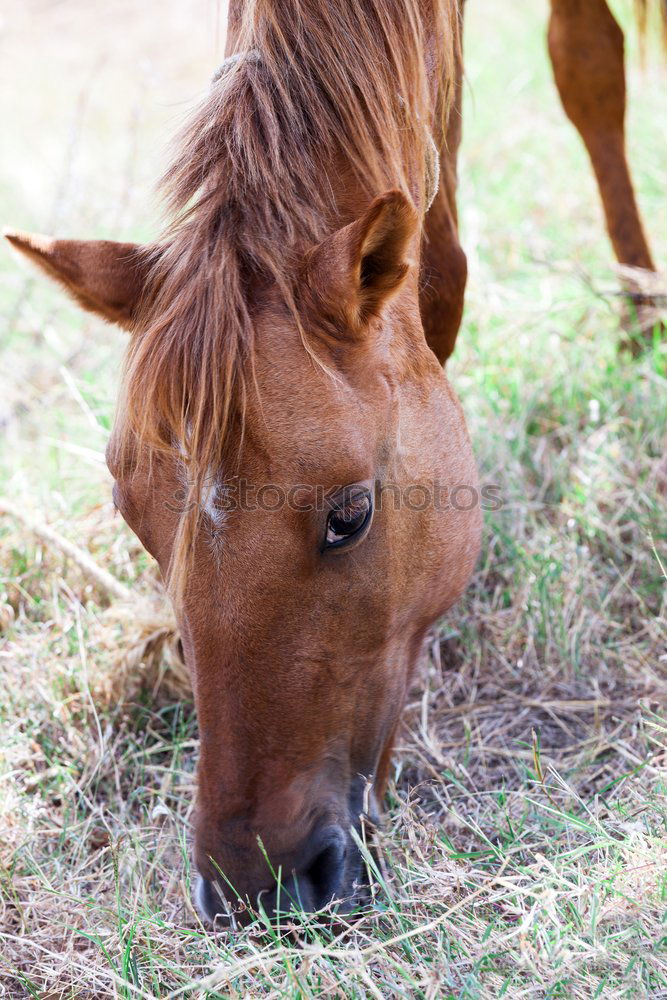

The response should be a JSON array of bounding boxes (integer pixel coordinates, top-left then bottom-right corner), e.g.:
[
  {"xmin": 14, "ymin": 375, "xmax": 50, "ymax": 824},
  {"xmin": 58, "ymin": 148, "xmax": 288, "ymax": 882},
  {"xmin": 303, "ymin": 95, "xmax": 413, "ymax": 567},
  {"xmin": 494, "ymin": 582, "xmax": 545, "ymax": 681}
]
[
  {"xmin": 3, "ymin": 0, "xmax": 662, "ymax": 922},
  {"xmin": 6, "ymin": 0, "xmax": 480, "ymax": 920}
]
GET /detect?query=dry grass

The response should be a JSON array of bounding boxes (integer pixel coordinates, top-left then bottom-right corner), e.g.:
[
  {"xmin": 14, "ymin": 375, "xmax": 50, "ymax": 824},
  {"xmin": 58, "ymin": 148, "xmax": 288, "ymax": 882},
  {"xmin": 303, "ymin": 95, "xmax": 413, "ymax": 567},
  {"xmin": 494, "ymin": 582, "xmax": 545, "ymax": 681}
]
[{"xmin": 1, "ymin": 0, "xmax": 666, "ymax": 997}]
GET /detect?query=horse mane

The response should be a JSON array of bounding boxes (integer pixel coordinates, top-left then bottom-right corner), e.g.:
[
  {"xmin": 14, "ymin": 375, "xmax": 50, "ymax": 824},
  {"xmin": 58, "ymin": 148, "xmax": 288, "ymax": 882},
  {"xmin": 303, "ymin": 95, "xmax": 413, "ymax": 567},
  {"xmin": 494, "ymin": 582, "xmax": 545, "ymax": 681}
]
[
  {"xmin": 634, "ymin": 0, "xmax": 667, "ymax": 51},
  {"xmin": 117, "ymin": 0, "xmax": 459, "ymax": 594}
]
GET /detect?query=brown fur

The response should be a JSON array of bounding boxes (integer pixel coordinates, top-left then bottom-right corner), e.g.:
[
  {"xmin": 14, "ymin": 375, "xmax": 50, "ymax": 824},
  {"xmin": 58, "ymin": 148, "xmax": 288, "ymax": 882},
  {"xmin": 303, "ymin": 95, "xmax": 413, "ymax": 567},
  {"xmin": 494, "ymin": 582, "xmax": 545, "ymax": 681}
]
[{"xmin": 2, "ymin": 232, "xmax": 150, "ymax": 329}]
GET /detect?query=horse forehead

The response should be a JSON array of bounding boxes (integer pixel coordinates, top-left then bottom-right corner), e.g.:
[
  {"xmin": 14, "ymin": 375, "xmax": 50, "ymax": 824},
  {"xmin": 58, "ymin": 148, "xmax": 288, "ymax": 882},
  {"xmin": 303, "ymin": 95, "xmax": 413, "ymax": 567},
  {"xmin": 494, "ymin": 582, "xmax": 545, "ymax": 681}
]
[
  {"xmin": 247, "ymin": 309, "xmax": 435, "ymax": 471},
  {"xmin": 256, "ymin": 315, "xmax": 400, "ymax": 409},
  {"xmin": 251, "ymin": 350, "xmax": 396, "ymax": 467}
]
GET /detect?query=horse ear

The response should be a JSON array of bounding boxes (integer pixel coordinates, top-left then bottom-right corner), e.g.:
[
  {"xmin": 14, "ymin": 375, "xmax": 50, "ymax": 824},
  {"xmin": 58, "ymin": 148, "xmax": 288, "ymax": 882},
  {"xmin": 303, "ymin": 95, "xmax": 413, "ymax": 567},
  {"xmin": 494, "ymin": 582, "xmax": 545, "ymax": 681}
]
[
  {"xmin": 304, "ymin": 189, "xmax": 418, "ymax": 335},
  {"xmin": 3, "ymin": 230, "xmax": 153, "ymax": 330}
]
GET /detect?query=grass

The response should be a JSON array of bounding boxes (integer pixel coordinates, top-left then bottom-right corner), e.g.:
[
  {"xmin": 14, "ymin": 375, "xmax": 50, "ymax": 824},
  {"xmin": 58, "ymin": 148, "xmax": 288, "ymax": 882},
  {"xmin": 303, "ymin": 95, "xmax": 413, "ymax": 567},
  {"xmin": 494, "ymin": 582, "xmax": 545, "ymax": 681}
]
[{"xmin": 1, "ymin": 0, "xmax": 666, "ymax": 996}]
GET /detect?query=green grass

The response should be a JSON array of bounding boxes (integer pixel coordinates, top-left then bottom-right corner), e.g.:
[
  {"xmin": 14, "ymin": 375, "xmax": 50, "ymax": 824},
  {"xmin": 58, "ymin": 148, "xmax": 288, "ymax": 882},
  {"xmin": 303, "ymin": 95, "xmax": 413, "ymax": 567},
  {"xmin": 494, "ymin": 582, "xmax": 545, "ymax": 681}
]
[{"xmin": 1, "ymin": 0, "xmax": 666, "ymax": 997}]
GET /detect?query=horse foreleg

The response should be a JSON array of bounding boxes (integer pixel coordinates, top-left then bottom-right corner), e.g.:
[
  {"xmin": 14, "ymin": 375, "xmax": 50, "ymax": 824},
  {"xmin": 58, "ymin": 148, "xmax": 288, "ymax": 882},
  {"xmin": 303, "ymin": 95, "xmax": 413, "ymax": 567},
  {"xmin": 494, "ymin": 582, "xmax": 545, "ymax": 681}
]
[{"xmin": 548, "ymin": 0, "xmax": 661, "ymax": 342}]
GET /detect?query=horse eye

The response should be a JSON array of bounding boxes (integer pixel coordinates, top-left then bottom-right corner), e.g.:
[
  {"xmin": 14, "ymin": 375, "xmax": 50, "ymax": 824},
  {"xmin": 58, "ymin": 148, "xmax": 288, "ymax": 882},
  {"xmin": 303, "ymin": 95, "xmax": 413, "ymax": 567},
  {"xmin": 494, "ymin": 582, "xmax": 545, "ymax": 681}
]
[{"xmin": 324, "ymin": 487, "xmax": 373, "ymax": 550}]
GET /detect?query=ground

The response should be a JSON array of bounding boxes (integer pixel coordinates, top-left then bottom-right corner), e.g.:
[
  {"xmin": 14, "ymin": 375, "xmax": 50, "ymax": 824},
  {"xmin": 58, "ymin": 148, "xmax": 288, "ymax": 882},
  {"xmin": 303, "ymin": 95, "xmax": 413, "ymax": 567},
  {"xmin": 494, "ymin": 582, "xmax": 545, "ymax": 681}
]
[{"xmin": 0, "ymin": 1, "xmax": 665, "ymax": 997}]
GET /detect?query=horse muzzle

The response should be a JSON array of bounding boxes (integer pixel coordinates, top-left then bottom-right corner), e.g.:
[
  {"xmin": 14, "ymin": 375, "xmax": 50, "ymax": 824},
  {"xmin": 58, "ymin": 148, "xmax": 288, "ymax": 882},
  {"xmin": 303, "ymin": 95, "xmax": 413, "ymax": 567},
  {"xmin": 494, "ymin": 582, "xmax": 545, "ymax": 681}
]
[{"xmin": 195, "ymin": 821, "xmax": 366, "ymax": 924}]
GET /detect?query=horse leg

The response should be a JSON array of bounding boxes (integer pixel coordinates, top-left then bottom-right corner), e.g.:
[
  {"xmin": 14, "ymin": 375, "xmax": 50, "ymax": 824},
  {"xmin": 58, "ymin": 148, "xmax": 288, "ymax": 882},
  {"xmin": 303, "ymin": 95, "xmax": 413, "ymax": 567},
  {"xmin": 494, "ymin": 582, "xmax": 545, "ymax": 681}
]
[
  {"xmin": 548, "ymin": 0, "xmax": 662, "ymax": 345},
  {"xmin": 419, "ymin": 28, "xmax": 467, "ymax": 366}
]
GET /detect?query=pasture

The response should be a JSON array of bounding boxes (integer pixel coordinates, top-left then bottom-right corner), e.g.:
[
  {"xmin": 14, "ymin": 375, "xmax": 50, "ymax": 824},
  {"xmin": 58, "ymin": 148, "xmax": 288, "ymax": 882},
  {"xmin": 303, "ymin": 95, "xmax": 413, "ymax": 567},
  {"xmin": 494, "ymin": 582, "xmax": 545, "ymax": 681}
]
[{"xmin": 1, "ymin": 0, "xmax": 665, "ymax": 996}]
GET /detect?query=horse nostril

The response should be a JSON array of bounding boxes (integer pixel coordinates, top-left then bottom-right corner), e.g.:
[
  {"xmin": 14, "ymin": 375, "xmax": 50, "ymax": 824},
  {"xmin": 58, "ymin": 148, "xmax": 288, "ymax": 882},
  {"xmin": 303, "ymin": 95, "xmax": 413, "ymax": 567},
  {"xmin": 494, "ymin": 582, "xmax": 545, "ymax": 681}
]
[
  {"xmin": 258, "ymin": 826, "xmax": 349, "ymax": 918},
  {"xmin": 195, "ymin": 826, "xmax": 352, "ymax": 924},
  {"xmin": 305, "ymin": 825, "xmax": 347, "ymax": 909}
]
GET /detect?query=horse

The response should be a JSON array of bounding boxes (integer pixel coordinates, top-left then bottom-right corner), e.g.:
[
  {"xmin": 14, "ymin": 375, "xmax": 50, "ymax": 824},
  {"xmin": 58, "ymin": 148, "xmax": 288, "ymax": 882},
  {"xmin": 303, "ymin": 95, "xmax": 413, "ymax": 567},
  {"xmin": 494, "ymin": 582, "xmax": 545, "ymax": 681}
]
[
  {"xmin": 3, "ymin": 0, "xmax": 662, "ymax": 923},
  {"xmin": 6, "ymin": 0, "xmax": 480, "ymax": 921}
]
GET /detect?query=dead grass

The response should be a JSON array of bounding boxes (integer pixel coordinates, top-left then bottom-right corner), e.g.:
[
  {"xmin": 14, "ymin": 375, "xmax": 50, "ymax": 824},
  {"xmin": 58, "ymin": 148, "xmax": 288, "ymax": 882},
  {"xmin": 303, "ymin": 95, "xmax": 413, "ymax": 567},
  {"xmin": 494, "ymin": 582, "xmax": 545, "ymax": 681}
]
[{"xmin": 1, "ymin": 0, "xmax": 666, "ymax": 997}]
